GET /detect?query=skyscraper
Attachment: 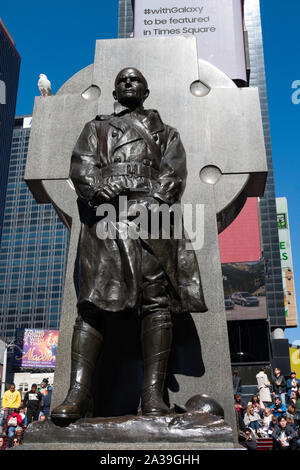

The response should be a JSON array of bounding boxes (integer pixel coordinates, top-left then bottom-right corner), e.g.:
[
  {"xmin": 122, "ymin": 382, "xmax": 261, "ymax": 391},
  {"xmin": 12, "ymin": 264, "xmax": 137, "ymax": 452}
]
[
  {"xmin": 243, "ymin": 0, "xmax": 289, "ymax": 372},
  {"xmin": 243, "ymin": 0, "xmax": 286, "ymax": 329},
  {"xmin": 0, "ymin": 116, "xmax": 69, "ymax": 343},
  {"xmin": 118, "ymin": 0, "xmax": 134, "ymax": 38},
  {"xmin": 0, "ymin": 19, "xmax": 21, "ymax": 242}
]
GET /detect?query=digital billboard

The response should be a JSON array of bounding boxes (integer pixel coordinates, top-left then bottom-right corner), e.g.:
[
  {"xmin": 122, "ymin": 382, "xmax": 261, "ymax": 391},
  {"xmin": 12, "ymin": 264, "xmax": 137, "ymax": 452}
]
[
  {"xmin": 14, "ymin": 329, "xmax": 59, "ymax": 369},
  {"xmin": 134, "ymin": 0, "xmax": 246, "ymax": 81},
  {"xmin": 290, "ymin": 346, "xmax": 300, "ymax": 380},
  {"xmin": 276, "ymin": 197, "xmax": 298, "ymax": 327},
  {"xmin": 222, "ymin": 260, "xmax": 267, "ymax": 321},
  {"xmin": 219, "ymin": 198, "xmax": 262, "ymax": 264}
]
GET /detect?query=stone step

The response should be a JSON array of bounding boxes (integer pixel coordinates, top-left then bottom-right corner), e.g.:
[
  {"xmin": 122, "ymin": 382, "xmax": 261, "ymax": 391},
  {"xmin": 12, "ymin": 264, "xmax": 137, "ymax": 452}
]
[
  {"xmin": 256, "ymin": 438, "xmax": 273, "ymax": 451},
  {"xmin": 240, "ymin": 394, "xmax": 253, "ymax": 404},
  {"xmin": 241, "ymin": 385, "xmax": 258, "ymax": 394}
]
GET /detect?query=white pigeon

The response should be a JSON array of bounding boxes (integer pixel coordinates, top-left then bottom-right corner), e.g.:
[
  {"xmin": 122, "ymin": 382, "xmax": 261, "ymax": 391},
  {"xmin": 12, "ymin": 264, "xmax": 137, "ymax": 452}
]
[{"xmin": 38, "ymin": 74, "xmax": 52, "ymax": 96}]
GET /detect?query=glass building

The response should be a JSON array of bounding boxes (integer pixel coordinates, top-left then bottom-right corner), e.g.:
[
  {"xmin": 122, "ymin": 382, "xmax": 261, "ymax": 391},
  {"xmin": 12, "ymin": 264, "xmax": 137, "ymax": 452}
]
[
  {"xmin": 0, "ymin": 116, "xmax": 69, "ymax": 342},
  {"xmin": 118, "ymin": 0, "xmax": 134, "ymax": 38},
  {"xmin": 117, "ymin": 0, "xmax": 290, "ymax": 373},
  {"xmin": 0, "ymin": 20, "xmax": 21, "ymax": 242},
  {"xmin": 243, "ymin": 0, "xmax": 286, "ymax": 329}
]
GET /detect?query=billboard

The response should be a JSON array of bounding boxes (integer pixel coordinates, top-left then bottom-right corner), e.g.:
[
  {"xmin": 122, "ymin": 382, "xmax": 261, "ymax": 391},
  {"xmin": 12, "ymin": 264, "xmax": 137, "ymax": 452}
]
[
  {"xmin": 276, "ymin": 198, "xmax": 298, "ymax": 327},
  {"xmin": 222, "ymin": 260, "xmax": 267, "ymax": 321},
  {"xmin": 219, "ymin": 198, "xmax": 262, "ymax": 264},
  {"xmin": 290, "ymin": 346, "xmax": 300, "ymax": 380},
  {"xmin": 134, "ymin": 0, "xmax": 246, "ymax": 81},
  {"xmin": 14, "ymin": 329, "xmax": 59, "ymax": 369}
]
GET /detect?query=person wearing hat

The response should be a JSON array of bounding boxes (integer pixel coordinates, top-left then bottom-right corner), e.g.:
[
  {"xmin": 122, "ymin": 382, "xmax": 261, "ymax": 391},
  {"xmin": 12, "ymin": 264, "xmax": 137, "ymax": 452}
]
[
  {"xmin": 40, "ymin": 378, "xmax": 49, "ymax": 397},
  {"xmin": 286, "ymin": 371, "xmax": 300, "ymax": 400},
  {"xmin": 42, "ymin": 385, "xmax": 53, "ymax": 417}
]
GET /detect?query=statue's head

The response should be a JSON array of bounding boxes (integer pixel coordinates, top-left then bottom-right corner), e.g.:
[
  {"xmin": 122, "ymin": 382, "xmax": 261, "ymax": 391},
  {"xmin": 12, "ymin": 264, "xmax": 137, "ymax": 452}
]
[{"xmin": 113, "ymin": 67, "xmax": 149, "ymax": 108}]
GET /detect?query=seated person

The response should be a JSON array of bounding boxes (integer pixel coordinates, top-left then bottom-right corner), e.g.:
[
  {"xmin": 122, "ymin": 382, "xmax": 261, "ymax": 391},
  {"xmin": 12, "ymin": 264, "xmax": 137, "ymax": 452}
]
[
  {"xmin": 243, "ymin": 405, "xmax": 262, "ymax": 437},
  {"xmin": 270, "ymin": 397, "xmax": 287, "ymax": 418},
  {"xmin": 286, "ymin": 404, "xmax": 295, "ymax": 420},
  {"xmin": 235, "ymin": 393, "xmax": 246, "ymax": 428},
  {"xmin": 247, "ymin": 394, "xmax": 265, "ymax": 417},
  {"xmin": 286, "ymin": 416, "xmax": 297, "ymax": 431},
  {"xmin": 289, "ymin": 391, "xmax": 297, "ymax": 406},
  {"xmin": 18, "ymin": 406, "xmax": 26, "ymax": 427},
  {"xmin": 272, "ymin": 415, "xmax": 297, "ymax": 450},
  {"xmin": 7, "ymin": 409, "xmax": 23, "ymax": 438},
  {"xmin": 268, "ymin": 415, "xmax": 278, "ymax": 435},
  {"xmin": 260, "ymin": 407, "xmax": 273, "ymax": 437},
  {"xmin": 0, "ymin": 435, "xmax": 8, "ymax": 451},
  {"xmin": 238, "ymin": 425, "xmax": 257, "ymax": 451}
]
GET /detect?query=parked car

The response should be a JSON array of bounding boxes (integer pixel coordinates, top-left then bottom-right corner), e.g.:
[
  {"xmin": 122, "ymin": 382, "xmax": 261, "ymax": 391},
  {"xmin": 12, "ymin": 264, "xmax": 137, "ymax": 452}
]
[
  {"xmin": 225, "ymin": 297, "xmax": 235, "ymax": 310},
  {"xmin": 231, "ymin": 292, "xmax": 259, "ymax": 307}
]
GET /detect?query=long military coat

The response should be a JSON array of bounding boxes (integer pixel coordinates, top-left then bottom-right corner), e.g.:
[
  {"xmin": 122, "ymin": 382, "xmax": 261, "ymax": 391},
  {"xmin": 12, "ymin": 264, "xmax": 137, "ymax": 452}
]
[{"xmin": 70, "ymin": 104, "xmax": 207, "ymax": 315}]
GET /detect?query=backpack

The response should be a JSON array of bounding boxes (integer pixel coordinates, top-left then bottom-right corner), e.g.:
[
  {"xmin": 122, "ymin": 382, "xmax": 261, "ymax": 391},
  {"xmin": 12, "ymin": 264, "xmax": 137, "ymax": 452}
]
[{"xmin": 8, "ymin": 416, "xmax": 18, "ymax": 427}]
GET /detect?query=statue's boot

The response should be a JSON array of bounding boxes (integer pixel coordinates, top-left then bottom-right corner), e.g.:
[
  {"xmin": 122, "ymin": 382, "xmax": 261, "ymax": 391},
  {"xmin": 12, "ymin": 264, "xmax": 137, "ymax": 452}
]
[
  {"xmin": 141, "ymin": 311, "xmax": 173, "ymax": 415},
  {"xmin": 51, "ymin": 318, "xmax": 103, "ymax": 425}
]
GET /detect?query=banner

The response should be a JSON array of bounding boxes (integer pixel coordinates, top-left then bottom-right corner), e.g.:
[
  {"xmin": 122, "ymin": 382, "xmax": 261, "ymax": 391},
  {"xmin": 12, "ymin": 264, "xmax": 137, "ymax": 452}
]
[
  {"xmin": 276, "ymin": 197, "xmax": 298, "ymax": 327},
  {"xmin": 219, "ymin": 198, "xmax": 262, "ymax": 264},
  {"xmin": 290, "ymin": 347, "xmax": 300, "ymax": 380},
  {"xmin": 222, "ymin": 260, "xmax": 267, "ymax": 321},
  {"xmin": 14, "ymin": 329, "xmax": 59, "ymax": 369},
  {"xmin": 134, "ymin": 0, "xmax": 246, "ymax": 81}
]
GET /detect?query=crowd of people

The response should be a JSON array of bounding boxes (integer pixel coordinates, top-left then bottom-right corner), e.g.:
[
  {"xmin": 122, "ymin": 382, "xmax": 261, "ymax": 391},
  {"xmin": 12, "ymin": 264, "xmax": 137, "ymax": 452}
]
[
  {"xmin": 234, "ymin": 367, "xmax": 300, "ymax": 450},
  {"xmin": 0, "ymin": 378, "xmax": 52, "ymax": 450},
  {"xmin": 1, "ymin": 368, "xmax": 300, "ymax": 450}
]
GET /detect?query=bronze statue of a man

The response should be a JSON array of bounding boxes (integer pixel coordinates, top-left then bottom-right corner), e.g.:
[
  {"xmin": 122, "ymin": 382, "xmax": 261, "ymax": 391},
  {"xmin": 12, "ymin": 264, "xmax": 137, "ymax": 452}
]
[{"xmin": 51, "ymin": 68, "xmax": 207, "ymax": 424}]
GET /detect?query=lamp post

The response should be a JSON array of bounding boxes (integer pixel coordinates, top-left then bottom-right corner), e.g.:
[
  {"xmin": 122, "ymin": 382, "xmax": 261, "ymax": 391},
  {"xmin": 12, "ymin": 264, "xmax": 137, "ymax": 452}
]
[{"xmin": 0, "ymin": 339, "xmax": 23, "ymax": 402}]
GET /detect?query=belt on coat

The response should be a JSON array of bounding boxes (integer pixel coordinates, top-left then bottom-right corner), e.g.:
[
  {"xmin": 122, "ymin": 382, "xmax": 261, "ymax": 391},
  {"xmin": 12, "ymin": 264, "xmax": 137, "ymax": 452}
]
[{"xmin": 99, "ymin": 162, "xmax": 159, "ymax": 180}]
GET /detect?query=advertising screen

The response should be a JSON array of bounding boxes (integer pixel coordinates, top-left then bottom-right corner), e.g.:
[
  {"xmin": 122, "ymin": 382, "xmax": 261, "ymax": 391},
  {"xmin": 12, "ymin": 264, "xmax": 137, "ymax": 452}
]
[
  {"xmin": 219, "ymin": 198, "xmax": 262, "ymax": 264},
  {"xmin": 134, "ymin": 0, "xmax": 246, "ymax": 81},
  {"xmin": 277, "ymin": 197, "xmax": 298, "ymax": 327},
  {"xmin": 222, "ymin": 260, "xmax": 267, "ymax": 321},
  {"xmin": 14, "ymin": 329, "xmax": 59, "ymax": 369},
  {"xmin": 290, "ymin": 347, "xmax": 300, "ymax": 379}
]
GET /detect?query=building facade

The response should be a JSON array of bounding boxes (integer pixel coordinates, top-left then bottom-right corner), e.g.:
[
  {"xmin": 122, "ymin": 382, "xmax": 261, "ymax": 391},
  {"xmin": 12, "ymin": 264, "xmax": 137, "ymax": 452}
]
[
  {"xmin": 118, "ymin": 0, "xmax": 134, "ymax": 38},
  {"xmin": 0, "ymin": 20, "xmax": 21, "ymax": 242},
  {"xmin": 243, "ymin": 0, "xmax": 286, "ymax": 329},
  {"xmin": 0, "ymin": 116, "xmax": 69, "ymax": 344}
]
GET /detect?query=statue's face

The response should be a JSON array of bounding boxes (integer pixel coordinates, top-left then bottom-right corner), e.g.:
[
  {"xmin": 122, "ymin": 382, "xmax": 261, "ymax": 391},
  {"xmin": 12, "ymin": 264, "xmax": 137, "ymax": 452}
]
[{"xmin": 113, "ymin": 68, "xmax": 149, "ymax": 108}]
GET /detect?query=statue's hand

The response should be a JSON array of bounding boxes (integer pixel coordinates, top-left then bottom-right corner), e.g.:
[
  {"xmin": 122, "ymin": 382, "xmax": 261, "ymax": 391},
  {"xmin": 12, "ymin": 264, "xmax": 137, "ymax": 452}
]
[
  {"xmin": 90, "ymin": 181, "xmax": 127, "ymax": 208},
  {"xmin": 99, "ymin": 181, "xmax": 126, "ymax": 201}
]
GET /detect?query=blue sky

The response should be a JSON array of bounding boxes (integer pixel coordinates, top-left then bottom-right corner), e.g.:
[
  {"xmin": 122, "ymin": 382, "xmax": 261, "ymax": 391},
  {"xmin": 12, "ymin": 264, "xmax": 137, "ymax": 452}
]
[{"xmin": 1, "ymin": 0, "xmax": 299, "ymax": 343}]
